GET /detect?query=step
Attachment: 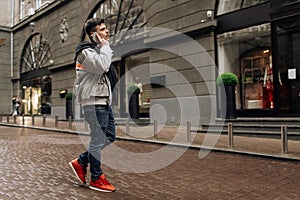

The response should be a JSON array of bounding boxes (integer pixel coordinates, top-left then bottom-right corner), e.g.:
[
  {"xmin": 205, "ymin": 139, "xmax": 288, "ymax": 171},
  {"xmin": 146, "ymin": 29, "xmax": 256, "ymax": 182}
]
[
  {"xmin": 201, "ymin": 123, "xmax": 300, "ymax": 133},
  {"xmin": 214, "ymin": 117, "xmax": 300, "ymax": 126},
  {"xmin": 192, "ymin": 129, "xmax": 300, "ymax": 140}
]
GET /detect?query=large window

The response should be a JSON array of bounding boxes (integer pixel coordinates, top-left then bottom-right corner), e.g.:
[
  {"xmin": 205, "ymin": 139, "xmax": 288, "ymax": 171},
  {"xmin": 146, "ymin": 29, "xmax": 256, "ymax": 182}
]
[
  {"xmin": 20, "ymin": 33, "xmax": 52, "ymax": 115},
  {"xmin": 20, "ymin": 33, "xmax": 52, "ymax": 73},
  {"xmin": 217, "ymin": 23, "xmax": 271, "ymax": 109},
  {"xmin": 22, "ymin": 76, "xmax": 52, "ymax": 115},
  {"xmin": 240, "ymin": 48, "xmax": 273, "ymax": 109},
  {"xmin": 217, "ymin": 0, "xmax": 269, "ymax": 15},
  {"xmin": 88, "ymin": 0, "xmax": 147, "ymax": 46},
  {"xmin": 124, "ymin": 52, "xmax": 150, "ymax": 116}
]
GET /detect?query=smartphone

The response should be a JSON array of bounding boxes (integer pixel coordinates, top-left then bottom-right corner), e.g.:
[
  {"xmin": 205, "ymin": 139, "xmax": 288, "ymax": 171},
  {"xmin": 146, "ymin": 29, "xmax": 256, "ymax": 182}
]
[{"xmin": 92, "ymin": 32, "xmax": 100, "ymax": 44}]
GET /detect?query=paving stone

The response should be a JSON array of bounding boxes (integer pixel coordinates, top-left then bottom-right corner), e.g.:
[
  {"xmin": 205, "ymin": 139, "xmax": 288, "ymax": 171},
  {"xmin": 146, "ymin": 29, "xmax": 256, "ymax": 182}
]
[{"xmin": 0, "ymin": 126, "xmax": 299, "ymax": 199}]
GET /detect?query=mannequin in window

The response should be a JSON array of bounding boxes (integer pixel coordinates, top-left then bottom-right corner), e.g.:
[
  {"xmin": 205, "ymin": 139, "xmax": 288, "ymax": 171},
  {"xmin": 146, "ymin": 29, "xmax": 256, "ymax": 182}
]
[
  {"xmin": 263, "ymin": 62, "xmax": 274, "ymax": 108},
  {"xmin": 134, "ymin": 76, "xmax": 143, "ymax": 106}
]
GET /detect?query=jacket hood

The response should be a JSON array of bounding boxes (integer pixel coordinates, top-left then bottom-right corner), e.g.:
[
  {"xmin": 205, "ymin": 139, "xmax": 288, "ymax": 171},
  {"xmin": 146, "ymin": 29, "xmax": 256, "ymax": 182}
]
[{"xmin": 75, "ymin": 41, "xmax": 96, "ymax": 56}]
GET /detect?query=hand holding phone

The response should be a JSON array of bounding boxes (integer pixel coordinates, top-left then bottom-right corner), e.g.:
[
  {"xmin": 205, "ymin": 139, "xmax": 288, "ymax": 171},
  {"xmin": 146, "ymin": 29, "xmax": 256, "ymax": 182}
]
[
  {"xmin": 92, "ymin": 32, "xmax": 101, "ymax": 44},
  {"xmin": 92, "ymin": 32, "xmax": 109, "ymax": 45}
]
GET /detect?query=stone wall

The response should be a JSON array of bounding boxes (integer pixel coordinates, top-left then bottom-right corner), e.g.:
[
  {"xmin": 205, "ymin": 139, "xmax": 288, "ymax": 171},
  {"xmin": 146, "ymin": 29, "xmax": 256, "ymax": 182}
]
[
  {"xmin": 145, "ymin": 0, "xmax": 217, "ymax": 125},
  {"xmin": 0, "ymin": 28, "xmax": 12, "ymax": 114},
  {"xmin": 0, "ymin": 1, "xmax": 12, "ymax": 27}
]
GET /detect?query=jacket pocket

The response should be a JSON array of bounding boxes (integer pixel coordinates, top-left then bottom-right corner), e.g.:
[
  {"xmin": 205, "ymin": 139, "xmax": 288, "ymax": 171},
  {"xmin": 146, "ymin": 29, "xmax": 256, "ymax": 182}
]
[{"xmin": 95, "ymin": 76, "xmax": 109, "ymax": 97}]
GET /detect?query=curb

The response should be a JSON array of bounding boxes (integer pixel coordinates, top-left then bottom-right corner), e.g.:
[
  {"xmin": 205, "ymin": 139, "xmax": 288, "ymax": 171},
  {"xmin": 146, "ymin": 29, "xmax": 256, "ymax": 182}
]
[{"xmin": 1, "ymin": 122, "xmax": 299, "ymax": 162}]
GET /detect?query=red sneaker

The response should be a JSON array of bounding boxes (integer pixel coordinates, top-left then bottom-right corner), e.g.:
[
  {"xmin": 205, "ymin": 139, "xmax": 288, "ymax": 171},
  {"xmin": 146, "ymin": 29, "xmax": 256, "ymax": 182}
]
[
  {"xmin": 69, "ymin": 158, "xmax": 87, "ymax": 184},
  {"xmin": 89, "ymin": 174, "xmax": 116, "ymax": 192}
]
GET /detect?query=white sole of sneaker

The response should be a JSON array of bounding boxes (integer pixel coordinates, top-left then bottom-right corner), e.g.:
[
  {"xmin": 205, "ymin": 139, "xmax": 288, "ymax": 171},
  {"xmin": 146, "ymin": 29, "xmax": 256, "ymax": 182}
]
[
  {"xmin": 68, "ymin": 162, "xmax": 86, "ymax": 185},
  {"xmin": 89, "ymin": 185, "xmax": 115, "ymax": 193}
]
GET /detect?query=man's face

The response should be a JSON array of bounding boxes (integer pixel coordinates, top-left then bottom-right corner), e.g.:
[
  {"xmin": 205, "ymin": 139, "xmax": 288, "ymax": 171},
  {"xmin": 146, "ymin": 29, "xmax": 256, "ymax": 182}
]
[{"xmin": 95, "ymin": 23, "xmax": 109, "ymax": 40}]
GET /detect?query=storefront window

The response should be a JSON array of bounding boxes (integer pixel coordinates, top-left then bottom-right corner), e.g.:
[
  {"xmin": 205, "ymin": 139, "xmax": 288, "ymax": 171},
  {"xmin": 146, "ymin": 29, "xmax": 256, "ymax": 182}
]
[
  {"xmin": 217, "ymin": 23, "xmax": 272, "ymax": 109},
  {"xmin": 20, "ymin": 33, "xmax": 52, "ymax": 115},
  {"xmin": 125, "ymin": 52, "xmax": 150, "ymax": 117},
  {"xmin": 241, "ymin": 49, "xmax": 273, "ymax": 109},
  {"xmin": 21, "ymin": 76, "xmax": 52, "ymax": 115},
  {"xmin": 217, "ymin": 0, "xmax": 269, "ymax": 15}
]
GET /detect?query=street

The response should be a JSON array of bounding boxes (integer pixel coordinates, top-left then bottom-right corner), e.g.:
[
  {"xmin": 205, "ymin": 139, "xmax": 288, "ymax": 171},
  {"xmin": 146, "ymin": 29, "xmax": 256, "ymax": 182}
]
[{"xmin": 0, "ymin": 126, "xmax": 299, "ymax": 200}]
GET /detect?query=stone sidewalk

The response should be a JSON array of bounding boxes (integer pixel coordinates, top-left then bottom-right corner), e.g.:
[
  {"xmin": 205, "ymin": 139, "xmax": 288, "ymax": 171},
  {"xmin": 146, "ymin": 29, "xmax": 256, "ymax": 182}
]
[
  {"xmin": 0, "ymin": 126, "xmax": 299, "ymax": 200},
  {"xmin": 1, "ymin": 115, "xmax": 300, "ymax": 160}
]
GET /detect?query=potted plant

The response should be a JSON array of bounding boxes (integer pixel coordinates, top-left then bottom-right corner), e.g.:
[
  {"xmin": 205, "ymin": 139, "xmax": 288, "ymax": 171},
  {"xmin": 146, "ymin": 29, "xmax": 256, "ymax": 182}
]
[
  {"xmin": 217, "ymin": 72, "xmax": 238, "ymax": 119},
  {"xmin": 127, "ymin": 85, "xmax": 140, "ymax": 119},
  {"xmin": 65, "ymin": 92, "xmax": 76, "ymax": 119}
]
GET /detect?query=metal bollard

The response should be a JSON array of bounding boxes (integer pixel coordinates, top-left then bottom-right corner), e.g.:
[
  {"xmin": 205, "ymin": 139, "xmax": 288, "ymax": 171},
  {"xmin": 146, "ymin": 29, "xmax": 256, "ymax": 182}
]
[
  {"xmin": 14, "ymin": 115, "xmax": 17, "ymax": 124},
  {"xmin": 154, "ymin": 120, "xmax": 158, "ymax": 139},
  {"xmin": 42, "ymin": 115, "xmax": 46, "ymax": 127},
  {"xmin": 281, "ymin": 125, "xmax": 288, "ymax": 154},
  {"xmin": 55, "ymin": 116, "xmax": 59, "ymax": 128},
  {"xmin": 68, "ymin": 116, "xmax": 72, "ymax": 130},
  {"xmin": 22, "ymin": 115, "xmax": 25, "ymax": 125},
  {"xmin": 32, "ymin": 115, "xmax": 35, "ymax": 126},
  {"xmin": 125, "ymin": 118, "xmax": 130, "ymax": 136},
  {"xmin": 7, "ymin": 115, "xmax": 9, "ymax": 123},
  {"xmin": 187, "ymin": 121, "xmax": 191, "ymax": 143},
  {"xmin": 228, "ymin": 123, "xmax": 234, "ymax": 148}
]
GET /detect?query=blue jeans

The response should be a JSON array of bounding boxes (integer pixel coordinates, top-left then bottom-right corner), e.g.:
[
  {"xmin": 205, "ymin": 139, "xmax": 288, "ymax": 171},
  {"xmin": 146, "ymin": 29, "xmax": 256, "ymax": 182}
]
[{"xmin": 78, "ymin": 105, "xmax": 116, "ymax": 181}]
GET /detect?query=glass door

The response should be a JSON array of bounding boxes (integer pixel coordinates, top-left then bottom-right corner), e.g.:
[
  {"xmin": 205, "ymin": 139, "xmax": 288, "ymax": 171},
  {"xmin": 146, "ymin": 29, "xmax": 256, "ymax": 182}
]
[
  {"xmin": 21, "ymin": 76, "xmax": 51, "ymax": 115},
  {"xmin": 275, "ymin": 16, "xmax": 300, "ymax": 114},
  {"xmin": 23, "ymin": 86, "xmax": 41, "ymax": 115}
]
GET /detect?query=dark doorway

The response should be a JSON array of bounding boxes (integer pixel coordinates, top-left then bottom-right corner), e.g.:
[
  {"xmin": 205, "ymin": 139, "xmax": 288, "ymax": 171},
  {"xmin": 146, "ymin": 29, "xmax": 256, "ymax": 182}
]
[{"xmin": 274, "ymin": 16, "xmax": 300, "ymax": 115}]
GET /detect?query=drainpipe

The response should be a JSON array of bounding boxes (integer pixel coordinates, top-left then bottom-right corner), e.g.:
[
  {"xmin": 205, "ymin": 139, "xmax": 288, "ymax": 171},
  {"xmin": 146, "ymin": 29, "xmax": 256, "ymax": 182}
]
[
  {"xmin": 10, "ymin": 35, "xmax": 13, "ymax": 78},
  {"xmin": 10, "ymin": 0, "xmax": 14, "ymax": 113},
  {"xmin": 10, "ymin": 0, "xmax": 14, "ymax": 77}
]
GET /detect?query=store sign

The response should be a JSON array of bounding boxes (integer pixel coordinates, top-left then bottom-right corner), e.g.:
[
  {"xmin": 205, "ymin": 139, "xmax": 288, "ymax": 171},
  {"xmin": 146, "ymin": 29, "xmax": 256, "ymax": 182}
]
[{"xmin": 288, "ymin": 68, "xmax": 296, "ymax": 79}]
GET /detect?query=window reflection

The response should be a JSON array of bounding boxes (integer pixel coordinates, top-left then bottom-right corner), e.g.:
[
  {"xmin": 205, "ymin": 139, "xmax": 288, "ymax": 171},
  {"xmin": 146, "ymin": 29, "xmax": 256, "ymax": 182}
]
[{"xmin": 217, "ymin": 0, "xmax": 269, "ymax": 15}]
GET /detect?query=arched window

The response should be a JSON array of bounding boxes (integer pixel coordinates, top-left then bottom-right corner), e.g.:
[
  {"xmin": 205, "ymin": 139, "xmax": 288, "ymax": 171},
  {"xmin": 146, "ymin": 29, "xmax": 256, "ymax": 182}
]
[
  {"xmin": 20, "ymin": 33, "xmax": 52, "ymax": 115},
  {"xmin": 84, "ymin": 0, "xmax": 148, "ymax": 46},
  {"xmin": 20, "ymin": 33, "xmax": 52, "ymax": 73}
]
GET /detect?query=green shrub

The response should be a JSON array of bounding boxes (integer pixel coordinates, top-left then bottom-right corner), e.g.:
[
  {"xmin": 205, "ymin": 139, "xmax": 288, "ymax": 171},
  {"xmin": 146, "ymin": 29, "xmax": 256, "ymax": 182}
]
[
  {"xmin": 127, "ymin": 85, "xmax": 140, "ymax": 94},
  {"xmin": 217, "ymin": 72, "xmax": 238, "ymax": 86},
  {"xmin": 65, "ymin": 93, "xmax": 76, "ymax": 100}
]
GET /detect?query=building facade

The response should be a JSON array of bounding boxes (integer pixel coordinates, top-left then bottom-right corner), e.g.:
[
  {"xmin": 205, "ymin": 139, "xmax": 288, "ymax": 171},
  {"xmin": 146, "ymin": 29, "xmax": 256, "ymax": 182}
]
[{"xmin": 0, "ymin": 0, "xmax": 299, "ymax": 125}]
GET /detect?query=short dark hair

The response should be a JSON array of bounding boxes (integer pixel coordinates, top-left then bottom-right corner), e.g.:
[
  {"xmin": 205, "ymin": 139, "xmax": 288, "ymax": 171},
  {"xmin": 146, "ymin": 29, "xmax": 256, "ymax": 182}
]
[{"xmin": 84, "ymin": 18, "xmax": 105, "ymax": 35}]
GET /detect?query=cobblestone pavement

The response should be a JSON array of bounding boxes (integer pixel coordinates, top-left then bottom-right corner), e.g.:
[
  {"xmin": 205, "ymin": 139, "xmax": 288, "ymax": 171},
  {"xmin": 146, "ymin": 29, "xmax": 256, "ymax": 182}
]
[{"xmin": 0, "ymin": 126, "xmax": 299, "ymax": 200}]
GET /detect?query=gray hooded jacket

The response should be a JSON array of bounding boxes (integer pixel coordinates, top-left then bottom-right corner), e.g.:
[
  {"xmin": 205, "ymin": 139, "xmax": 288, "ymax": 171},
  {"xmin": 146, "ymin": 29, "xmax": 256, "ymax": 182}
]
[{"xmin": 74, "ymin": 42, "xmax": 113, "ymax": 105}]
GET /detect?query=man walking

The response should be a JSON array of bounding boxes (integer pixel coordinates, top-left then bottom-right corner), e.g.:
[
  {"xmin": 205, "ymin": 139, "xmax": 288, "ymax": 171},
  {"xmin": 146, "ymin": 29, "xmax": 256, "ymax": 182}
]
[{"xmin": 69, "ymin": 18, "xmax": 116, "ymax": 192}]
